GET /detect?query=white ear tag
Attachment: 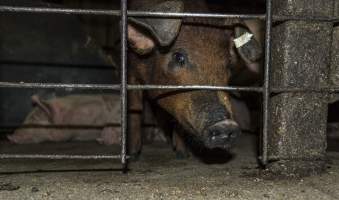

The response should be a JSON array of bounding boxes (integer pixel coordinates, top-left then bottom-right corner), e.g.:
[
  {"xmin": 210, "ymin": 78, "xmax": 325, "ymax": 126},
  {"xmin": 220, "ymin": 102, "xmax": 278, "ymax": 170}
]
[{"xmin": 233, "ymin": 32, "xmax": 253, "ymax": 48}]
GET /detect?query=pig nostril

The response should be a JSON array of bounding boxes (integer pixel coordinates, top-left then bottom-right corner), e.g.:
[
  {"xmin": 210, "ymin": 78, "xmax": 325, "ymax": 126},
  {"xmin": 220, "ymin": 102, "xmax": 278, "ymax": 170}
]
[
  {"xmin": 203, "ymin": 120, "xmax": 242, "ymax": 149},
  {"xmin": 207, "ymin": 126, "xmax": 240, "ymax": 141}
]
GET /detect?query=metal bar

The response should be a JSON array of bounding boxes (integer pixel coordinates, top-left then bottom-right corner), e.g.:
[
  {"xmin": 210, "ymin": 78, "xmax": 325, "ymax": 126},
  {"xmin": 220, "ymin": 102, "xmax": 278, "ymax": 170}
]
[
  {"xmin": 3, "ymin": 81, "xmax": 339, "ymax": 93},
  {"xmin": 261, "ymin": 0, "xmax": 273, "ymax": 166},
  {"xmin": 0, "ymin": 82, "xmax": 263, "ymax": 92},
  {"xmin": 129, "ymin": 12, "xmax": 264, "ymax": 19},
  {"xmin": 1, "ymin": 6, "xmax": 339, "ymax": 23},
  {"xmin": 0, "ymin": 6, "xmax": 264, "ymax": 19},
  {"xmin": 0, "ymin": 154, "xmax": 123, "ymax": 160},
  {"xmin": 0, "ymin": 6, "xmax": 120, "ymax": 16},
  {"xmin": 120, "ymin": 0, "xmax": 128, "ymax": 167},
  {"xmin": 128, "ymin": 85, "xmax": 263, "ymax": 92},
  {"xmin": 0, "ymin": 123, "xmax": 158, "ymax": 129},
  {"xmin": 0, "ymin": 82, "xmax": 121, "ymax": 90},
  {"xmin": 0, "ymin": 124, "xmax": 121, "ymax": 129}
]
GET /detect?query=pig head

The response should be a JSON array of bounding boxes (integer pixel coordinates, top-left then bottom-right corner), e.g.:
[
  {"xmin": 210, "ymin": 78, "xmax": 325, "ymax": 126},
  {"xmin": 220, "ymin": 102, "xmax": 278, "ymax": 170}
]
[{"xmin": 127, "ymin": 0, "xmax": 262, "ymax": 150}]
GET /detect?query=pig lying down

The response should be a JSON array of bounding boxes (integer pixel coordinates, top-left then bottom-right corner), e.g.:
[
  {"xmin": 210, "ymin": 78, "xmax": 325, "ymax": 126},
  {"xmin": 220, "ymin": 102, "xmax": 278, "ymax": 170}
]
[{"xmin": 8, "ymin": 95, "xmax": 121, "ymax": 145}]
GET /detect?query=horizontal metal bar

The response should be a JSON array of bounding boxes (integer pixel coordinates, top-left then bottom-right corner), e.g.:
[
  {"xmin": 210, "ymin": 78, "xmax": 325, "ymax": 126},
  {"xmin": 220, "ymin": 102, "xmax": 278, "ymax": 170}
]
[
  {"xmin": 0, "ymin": 6, "xmax": 264, "ymax": 19},
  {"xmin": 0, "ymin": 123, "xmax": 157, "ymax": 129},
  {"xmin": 128, "ymin": 85, "xmax": 263, "ymax": 92},
  {"xmin": 1, "ymin": 124, "xmax": 121, "ymax": 129},
  {"xmin": 0, "ymin": 82, "xmax": 263, "ymax": 92},
  {"xmin": 0, "ymin": 6, "xmax": 121, "ymax": 16},
  {"xmin": 1, "ymin": 6, "xmax": 339, "ymax": 23},
  {"xmin": 0, "ymin": 154, "xmax": 126, "ymax": 160},
  {"xmin": 2, "ymin": 82, "xmax": 339, "ymax": 93},
  {"xmin": 130, "ymin": 11, "xmax": 264, "ymax": 20},
  {"xmin": 0, "ymin": 82, "xmax": 121, "ymax": 90}
]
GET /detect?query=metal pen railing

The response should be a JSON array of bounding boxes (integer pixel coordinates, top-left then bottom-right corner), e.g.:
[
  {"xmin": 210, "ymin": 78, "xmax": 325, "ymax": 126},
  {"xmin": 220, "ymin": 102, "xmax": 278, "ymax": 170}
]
[{"xmin": 0, "ymin": 0, "xmax": 338, "ymax": 169}]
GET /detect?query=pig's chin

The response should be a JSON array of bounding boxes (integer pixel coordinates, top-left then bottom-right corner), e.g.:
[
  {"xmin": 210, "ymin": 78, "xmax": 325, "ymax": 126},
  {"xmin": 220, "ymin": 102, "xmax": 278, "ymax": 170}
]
[{"xmin": 194, "ymin": 135, "xmax": 233, "ymax": 151}]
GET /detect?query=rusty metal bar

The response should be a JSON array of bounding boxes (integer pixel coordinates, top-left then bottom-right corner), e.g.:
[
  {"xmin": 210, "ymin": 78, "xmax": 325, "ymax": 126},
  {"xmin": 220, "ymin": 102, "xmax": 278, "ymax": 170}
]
[
  {"xmin": 120, "ymin": 0, "xmax": 128, "ymax": 168},
  {"xmin": 261, "ymin": 0, "xmax": 273, "ymax": 166}
]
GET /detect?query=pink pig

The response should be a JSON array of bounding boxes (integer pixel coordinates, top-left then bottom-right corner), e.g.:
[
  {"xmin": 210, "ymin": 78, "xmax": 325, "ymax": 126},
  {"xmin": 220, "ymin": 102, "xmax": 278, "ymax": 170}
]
[{"xmin": 7, "ymin": 94, "xmax": 121, "ymax": 145}]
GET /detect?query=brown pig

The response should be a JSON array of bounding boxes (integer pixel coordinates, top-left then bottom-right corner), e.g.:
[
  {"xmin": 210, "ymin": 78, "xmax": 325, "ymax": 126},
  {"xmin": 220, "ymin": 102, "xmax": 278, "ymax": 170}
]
[
  {"xmin": 7, "ymin": 94, "xmax": 121, "ymax": 145},
  {"xmin": 125, "ymin": 0, "xmax": 263, "ymax": 157}
]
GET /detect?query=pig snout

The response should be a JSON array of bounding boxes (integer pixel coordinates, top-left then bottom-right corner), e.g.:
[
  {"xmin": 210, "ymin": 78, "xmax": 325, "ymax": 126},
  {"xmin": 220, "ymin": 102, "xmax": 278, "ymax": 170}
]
[{"xmin": 202, "ymin": 120, "xmax": 241, "ymax": 150}]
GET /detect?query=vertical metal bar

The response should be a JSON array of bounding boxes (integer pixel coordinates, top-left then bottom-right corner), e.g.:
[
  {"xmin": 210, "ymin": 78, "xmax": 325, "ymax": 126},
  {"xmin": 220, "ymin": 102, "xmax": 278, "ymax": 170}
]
[
  {"xmin": 120, "ymin": 0, "xmax": 128, "ymax": 169},
  {"xmin": 261, "ymin": 0, "xmax": 273, "ymax": 166}
]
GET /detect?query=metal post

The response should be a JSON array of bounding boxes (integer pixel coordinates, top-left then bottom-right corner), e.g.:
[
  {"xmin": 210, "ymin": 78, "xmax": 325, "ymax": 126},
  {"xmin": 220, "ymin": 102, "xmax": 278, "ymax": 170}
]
[
  {"xmin": 261, "ymin": 0, "xmax": 273, "ymax": 166},
  {"xmin": 120, "ymin": 0, "xmax": 128, "ymax": 169}
]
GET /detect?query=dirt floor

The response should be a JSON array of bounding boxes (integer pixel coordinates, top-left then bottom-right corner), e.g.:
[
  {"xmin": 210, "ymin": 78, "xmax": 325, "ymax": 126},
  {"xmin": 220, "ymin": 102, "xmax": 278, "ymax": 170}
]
[{"xmin": 0, "ymin": 133, "xmax": 338, "ymax": 200}]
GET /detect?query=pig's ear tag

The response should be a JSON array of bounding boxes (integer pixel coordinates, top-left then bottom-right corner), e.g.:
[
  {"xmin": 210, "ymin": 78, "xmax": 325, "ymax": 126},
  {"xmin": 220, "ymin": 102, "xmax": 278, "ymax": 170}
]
[
  {"xmin": 234, "ymin": 32, "xmax": 253, "ymax": 49},
  {"xmin": 129, "ymin": 1, "xmax": 184, "ymax": 47},
  {"xmin": 234, "ymin": 26, "xmax": 263, "ymax": 64}
]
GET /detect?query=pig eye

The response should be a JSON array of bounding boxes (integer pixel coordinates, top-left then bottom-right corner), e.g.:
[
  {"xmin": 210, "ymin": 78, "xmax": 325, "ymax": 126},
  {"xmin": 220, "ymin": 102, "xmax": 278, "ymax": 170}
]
[{"xmin": 172, "ymin": 52, "xmax": 186, "ymax": 66}]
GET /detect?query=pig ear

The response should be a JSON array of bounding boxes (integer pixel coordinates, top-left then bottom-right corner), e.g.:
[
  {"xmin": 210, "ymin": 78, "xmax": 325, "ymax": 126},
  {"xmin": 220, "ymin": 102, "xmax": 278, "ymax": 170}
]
[
  {"xmin": 128, "ymin": 24, "xmax": 156, "ymax": 55},
  {"xmin": 32, "ymin": 95, "xmax": 52, "ymax": 118},
  {"xmin": 32, "ymin": 95, "xmax": 61, "ymax": 123},
  {"xmin": 231, "ymin": 24, "xmax": 263, "ymax": 73},
  {"xmin": 128, "ymin": 1, "xmax": 184, "ymax": 54}
]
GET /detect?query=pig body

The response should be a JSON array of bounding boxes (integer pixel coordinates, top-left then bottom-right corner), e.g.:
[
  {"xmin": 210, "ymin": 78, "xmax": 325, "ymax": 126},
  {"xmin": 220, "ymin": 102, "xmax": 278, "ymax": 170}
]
[
  {"xmin": 8, "ymin": 95, "xmax": 121, "ymax": 145},
  {"xmin": 125, "ymin": 0, "xmax": 263, "ymax": 157}
]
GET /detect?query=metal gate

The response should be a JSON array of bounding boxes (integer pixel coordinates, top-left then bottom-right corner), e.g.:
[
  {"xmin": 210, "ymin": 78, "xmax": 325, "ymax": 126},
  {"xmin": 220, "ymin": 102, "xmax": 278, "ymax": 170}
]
[{"xmin": 0, "ymin": 0, "xmax": 338, "ymax": 171}]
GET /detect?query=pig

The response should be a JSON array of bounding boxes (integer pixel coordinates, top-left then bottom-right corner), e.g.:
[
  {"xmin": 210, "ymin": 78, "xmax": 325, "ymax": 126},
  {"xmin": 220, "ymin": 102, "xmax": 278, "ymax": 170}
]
[
  {"xmin": 7, "ymin": 94, "xmax": 121, "ymax": 145},
  {"xmin": 125, "ymin": 0, "xmax": 263, "ymax": 157}
]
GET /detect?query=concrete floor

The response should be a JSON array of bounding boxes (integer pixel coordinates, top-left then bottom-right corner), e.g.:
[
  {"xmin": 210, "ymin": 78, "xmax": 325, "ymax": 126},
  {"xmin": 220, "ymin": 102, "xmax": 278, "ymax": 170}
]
[{"xmin": 0, "ymin": 134, "xmax": 338, "ymax": 200}]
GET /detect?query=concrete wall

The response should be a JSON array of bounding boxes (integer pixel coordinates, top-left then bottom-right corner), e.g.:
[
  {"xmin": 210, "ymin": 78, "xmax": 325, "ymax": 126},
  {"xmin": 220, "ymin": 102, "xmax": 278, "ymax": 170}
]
[
  {"xmin": 330, "ymin": 1, "xmax": 339, "ymax": 86},
  {"xmin": 268, "ymin": 0, "xmax": 334, "ymax": 176}
]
